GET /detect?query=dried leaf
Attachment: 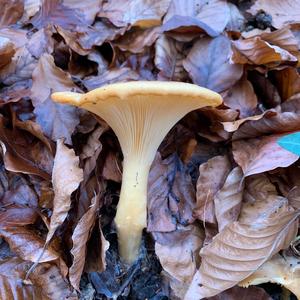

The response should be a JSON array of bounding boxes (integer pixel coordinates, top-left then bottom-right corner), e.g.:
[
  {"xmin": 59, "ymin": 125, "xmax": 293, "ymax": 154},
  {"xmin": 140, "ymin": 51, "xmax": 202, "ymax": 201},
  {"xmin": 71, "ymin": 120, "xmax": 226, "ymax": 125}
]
[
  {"xmin": 155, "ymin": 226, "xmax": 203, "ymax": 282},
  {"xmin": 0, "ymin": 0, "xmax": 23, "ymax": 28},
  {"xmin": 224, "ymin": 76, "xmax": 257, "ymax": 117},
  {"xmin": 0, "ymin": 36, "xmax": 15, "ymax": 69},
  {"xmin": 274, "ymin": 67, "xmax": 300, "ymax": 101},
  {"xmin": 155, "ymin": 35, "xmax": 188, "ymax": 81},
  {"xmin": 98, "ymin": 0, "xmax": 171, "ymax": 28},
  {"xmin": 185, "ymin": 199, "xmax": 299, "ymax": 298},
  {"xmin": 148, "ymin": 153, "xmax": 195, "ymax": 232},
  {"xmin": 194, "ymin": 155, "xmax": 231, "ymax": 224},
  {"xmin": 31, "ymin": 53, "xmax": 77, "ymax": 107},
  {"xmin": 0, "ymin": 257, "xmax": 78, "ymax": 300},
  {"xmin": 231, "ymin": 36, "xmax": 297, "ymax": 65},
  {"xmin": 0, "ymin": 227, "xmax": 58, "ymax": 263},
  {"xmin": 163, "ymin": 0, "xmax": 230, "ymax": 37},
  {"xmin": 63, "ymin": 0, "xmax": 102, "ymax": 24},
  {"xmin": 83, "ymin": 67, "xmax": 140, "ymax": 91},
  {"xmin": 214, "ymin": 167, "xmax": 244, "ymax": 231},
  {"xmin": 249, "ymin": 0, "xmax": 300, "ymax": 29},
  {"xmin": 115, "ymin": 26, "xmax": 160, "ymax": 54},
  {"xmin": 0, "ymin": 116, "xmax": 52, "ymax": 180},
  {"xmin": 233, "ymin": 134, "xmax": 299, "ymax": 177},
  {"xmin": 183, "ymin": 35, "xmax": 243, "ymax": 93},
  {"xmin": 46, "ymin": 139, "xmax": 83, "ymax": 243},
  {"xmin": 69, "ymin": 194, "xmax": 101, "ymax": 290}
]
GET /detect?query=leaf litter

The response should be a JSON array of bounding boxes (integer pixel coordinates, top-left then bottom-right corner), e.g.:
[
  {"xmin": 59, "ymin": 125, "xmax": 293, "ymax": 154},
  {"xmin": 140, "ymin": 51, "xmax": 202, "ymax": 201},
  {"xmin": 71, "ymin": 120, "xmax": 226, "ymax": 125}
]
[{"xmin": 0, "ymin": 0, "xmax": 300, "ymax": 299}]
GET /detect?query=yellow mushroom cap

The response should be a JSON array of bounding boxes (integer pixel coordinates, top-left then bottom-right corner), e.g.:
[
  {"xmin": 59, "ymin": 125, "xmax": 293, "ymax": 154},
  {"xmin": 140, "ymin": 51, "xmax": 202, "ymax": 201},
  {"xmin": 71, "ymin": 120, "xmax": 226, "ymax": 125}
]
[{"xmin": 51, "ymin": 81, "xmax": 222, "ymax": 107}]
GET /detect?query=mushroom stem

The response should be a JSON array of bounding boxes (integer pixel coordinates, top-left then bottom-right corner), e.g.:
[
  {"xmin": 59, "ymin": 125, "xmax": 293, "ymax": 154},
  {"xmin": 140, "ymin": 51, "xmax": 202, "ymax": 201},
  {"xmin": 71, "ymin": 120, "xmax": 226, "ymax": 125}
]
[{"xmin": 115, "ymin": 158, "xmax": 150, "ymax": 263}]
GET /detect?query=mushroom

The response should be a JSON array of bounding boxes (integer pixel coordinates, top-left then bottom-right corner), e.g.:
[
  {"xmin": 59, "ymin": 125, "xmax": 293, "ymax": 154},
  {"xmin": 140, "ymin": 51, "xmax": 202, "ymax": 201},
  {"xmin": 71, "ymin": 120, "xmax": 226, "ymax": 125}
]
[{"xmin": 52, "ymin": 81, "xmax": 222, "ymax": 263}]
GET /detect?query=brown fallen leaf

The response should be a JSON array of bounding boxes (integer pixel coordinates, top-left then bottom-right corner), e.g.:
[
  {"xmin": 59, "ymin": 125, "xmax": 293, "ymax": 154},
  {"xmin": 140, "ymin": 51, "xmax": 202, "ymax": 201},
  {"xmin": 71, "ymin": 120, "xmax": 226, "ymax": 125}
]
[
  {"xmin": 155, "ymin": 225, "xmax": 203, "ymax": 283},
  {"xmin": 83, "ymin": 67, "xmax": 140, "ymax": 91},
  {"xmin": 183, "ymin": 35, "xmax": 243, "ymax": 93},
  {"xmin": 46, "ymin": 139, "xmax": 83, "ymax": 244},
  {"xmin": 0, "ymin": 257, "xmax": 78, "ymax": 300},
  {"xmin": 0, "ymin": 36, "xmax": 15, "ymax": 69},
  {"xmin": 162, "ymin": 0, "xmax": 230, "ymax": 37},
  {"xmin": 98, "ymin": 0, "xmax": 171, "ymax": 28},
  {"xmin": 185, "ymin": 190, "xmax": 299, "ymax": 299},
  {"xmin": 232, "ymin": 104, "xmax": 300, "ymax": 140},
  {"xmin": 273, "ymin": 67, "xmax": 300, "ymax": 101},
  {"xmin": 0, "ymin": 116, "xmax": 52, "ymax": 180},
  {"xmin": 233, "ymin": 134, "xmax": 299, "ymax": 177},
  {"xmin": 0, "ymin": 0, "xmax": 23, "ymax": 28},
  {"xmin": 240, "ymin": 253, "xmax": 300, "ymax": 299},
  {"xmin": 248, "ymin": 0, "xmax": 300, "ymax": 29},
  {"xmin": 70, "ymin": 194, "xmax": 101, "ymax": 290},
  {"xmin": 0, "ymin": 227, "xmax": 59, "ymax": 263},
  {"xmin": 194, "ymin": 155, "xmax": 231, "ymax": 224},
  {"xmin": 31, "ymin": 53, "xmax": 80, "ymax": 144},
  {"xmin": 224, "ymin": 76, "xmax": 257, "ymax": 117},
  {"xmin": 115, "ymin": 26, "xmax": 160, "ymax": 54},
  {"xmin": 226, "ymin": 3, "xmax": 245, "ymax": 32},
  {"xmin": 148, "ymin": 153, "xmax": 195, "ymax": 232},
  {"xmin": 231, "ymin": 36, "xmax": 297, "ymax": 66},
  {"xmin": 214, "ymin": 167, "xmax": 244, "ymax": 231},
  {"xmin": 154, "ymin": 35, "xmax": 188, "ymax": 81},
  {"xmin": 63, "ymin": 0, "xmax": 102, "ymax": 24}
]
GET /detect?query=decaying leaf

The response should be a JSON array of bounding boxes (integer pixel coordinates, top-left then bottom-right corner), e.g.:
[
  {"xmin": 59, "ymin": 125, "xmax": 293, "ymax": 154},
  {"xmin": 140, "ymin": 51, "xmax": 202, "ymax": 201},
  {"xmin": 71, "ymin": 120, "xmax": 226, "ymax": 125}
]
[
  {"xmin": 214, "ymin": 167, "xmax": 244, "ymax": 231},
  {"xmin": 98, "ymin": 0, "xmax": 171, "ymax": 28},
  {"xmin": 0, "ymin": 257, "xmax": 78, "ymax": 300},
  {"xmin": 183, "ymin": 35, "xmax": 243, "ymax": 93},
  {"xmin": 194, "ymin": 155, "xmax": 231, "ymax": 224},
  {"xmin": 155, "ymin": 225, "xmax": 203, "ymax": 283},
  {"xmin": 233, "ymin": 134, "xmax": 299, "ymax": 177},
  {"xmin": 70, "ymin": 194, "xmax": 103, "ymax": 290},
  {"xmin": 148, "ymin": 153, "xmax": 195, "ymax": 232},
  {"xmin": 46, "ymin": 139, "xmax": 83, "ymax": 243},
  {"xmin": 185, "ymin": 187, "xmax": 299, "ymax": 299},
  {"xmin": 163, "ymin": 0, "xmax": 230, "ymax": 37},
  {"xmin": 154, "ymin": 35, "xmax": 187, "ymax": 81}
]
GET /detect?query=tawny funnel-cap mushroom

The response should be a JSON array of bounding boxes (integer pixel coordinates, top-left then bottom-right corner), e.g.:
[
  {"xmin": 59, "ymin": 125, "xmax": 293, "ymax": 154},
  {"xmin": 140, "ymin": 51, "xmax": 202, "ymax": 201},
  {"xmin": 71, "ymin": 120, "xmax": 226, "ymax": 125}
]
[{"xmin": 51, "ymin": 81, "xmax": 222, "ymax": 263}]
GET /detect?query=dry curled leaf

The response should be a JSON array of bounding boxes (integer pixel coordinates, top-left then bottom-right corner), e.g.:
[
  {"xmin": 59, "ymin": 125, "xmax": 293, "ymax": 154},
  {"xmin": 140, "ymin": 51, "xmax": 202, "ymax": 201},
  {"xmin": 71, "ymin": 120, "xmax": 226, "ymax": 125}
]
[
  {"xmin": 46, "ymin": 139, "xmax": 83, "ymax": 244},
  {"xmin": 69, "ymin": 194, "xmax": 102, "ymax": 290},
  {"xmin": 214, "ymin": 167, "xmax": 244, "ymax": 231},
  {"xmin": 183, "ymin": 35, "xmax": 243, "ymax": 93},
  {"xmin": 98, "ymin": 0, "xmax": 171, "ymax": 28},
  {"xmin": 233, "ymin": 134, "xmax": 299, "ymax": 177},
  {"xmin": 163, "ymin": 0, "xmax": 230, "ymax": 37},
  {"xmin": 155, "ymin": 35, "xmax": 188, "ymax": 81},
  {"xmin": 185, "ymin": 197, "xmax": 299, "ymax": 299},
  {"xmin": 155, "ymin": 225, "xmax": 203, "ymax": 284},
  {"xmin": 148, "ymin": 153, "xmax": 196, "ymax": 232},
  {"xmin": 194, "ymin": 155, "xmax": 231, "ymax": 224}
]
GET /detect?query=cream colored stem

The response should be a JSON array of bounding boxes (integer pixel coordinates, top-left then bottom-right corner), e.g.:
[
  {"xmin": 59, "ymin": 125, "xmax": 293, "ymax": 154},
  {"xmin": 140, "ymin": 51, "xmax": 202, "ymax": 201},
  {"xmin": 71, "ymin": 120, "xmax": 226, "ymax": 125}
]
[{"xmin": 114, "ymin": 158, "xmax": 150, "ymax": 263}]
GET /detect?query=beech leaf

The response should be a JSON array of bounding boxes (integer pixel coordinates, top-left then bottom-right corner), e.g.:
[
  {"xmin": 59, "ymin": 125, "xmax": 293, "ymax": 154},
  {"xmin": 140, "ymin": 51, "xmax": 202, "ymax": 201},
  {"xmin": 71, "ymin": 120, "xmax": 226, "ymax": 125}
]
[
  {"xmin": 183, "ymin": 35, "xmax": 243, "ymax": 93},
  {"xmin": 46, "ymin": 139, "xmax": 83, "ymax": 244}
]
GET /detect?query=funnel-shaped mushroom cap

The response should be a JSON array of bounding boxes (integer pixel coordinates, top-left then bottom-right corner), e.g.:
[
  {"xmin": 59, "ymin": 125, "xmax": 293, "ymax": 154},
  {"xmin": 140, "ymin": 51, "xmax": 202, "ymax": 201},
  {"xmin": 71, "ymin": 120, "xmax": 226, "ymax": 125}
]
[
  {"xmin": 52, "ymin": 81, "xmax": 222, "ymax": 263},
  {"xmin": 52, "ymin": 81, "xmax": 221, "ymax": 163}
]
